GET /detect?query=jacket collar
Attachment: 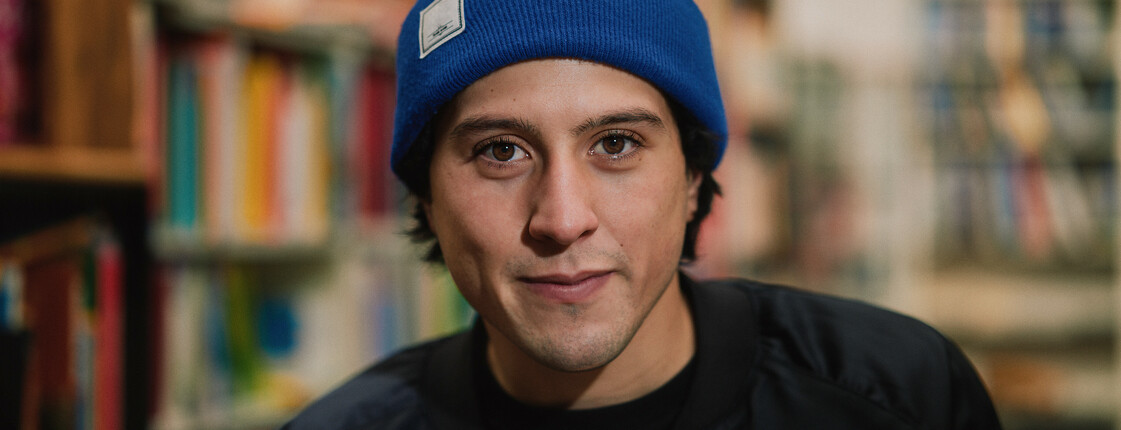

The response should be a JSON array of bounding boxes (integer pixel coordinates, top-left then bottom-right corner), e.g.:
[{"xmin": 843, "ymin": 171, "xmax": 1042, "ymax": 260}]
[{"xmin": 673, "ymin": 273, "xmax": 759, "ymax": 429}]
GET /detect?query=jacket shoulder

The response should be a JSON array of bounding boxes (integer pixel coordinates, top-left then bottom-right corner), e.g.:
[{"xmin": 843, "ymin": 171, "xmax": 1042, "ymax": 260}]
[
  {"xmin": 281, "ymin": 335, "xmax": 460, "ymax": 430},
  {"xmin": 699, "ymin": 278, "xmax": 1000, "ymax": 429}
]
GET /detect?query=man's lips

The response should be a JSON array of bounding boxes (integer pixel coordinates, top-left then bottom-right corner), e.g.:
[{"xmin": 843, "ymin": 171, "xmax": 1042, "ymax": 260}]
[{"xmin": 519, "ymin": 271, "xmax": 613, "ymax": 303}]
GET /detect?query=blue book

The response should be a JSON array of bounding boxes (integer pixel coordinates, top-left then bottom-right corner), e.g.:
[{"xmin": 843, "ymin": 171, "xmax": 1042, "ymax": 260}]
[
  {"xmin": 167, "ymin": 54, "xmax": 201, "ymax": 235},
  {"xmin": 0, "ymin": 263, "xmax": 18, "ymax": 329}
]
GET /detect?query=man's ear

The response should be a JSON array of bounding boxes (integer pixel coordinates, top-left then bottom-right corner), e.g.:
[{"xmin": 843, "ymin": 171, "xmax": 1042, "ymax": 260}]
[{"xmin": 686, "ymin": 170, "xmax": 702, "ymax": 222}]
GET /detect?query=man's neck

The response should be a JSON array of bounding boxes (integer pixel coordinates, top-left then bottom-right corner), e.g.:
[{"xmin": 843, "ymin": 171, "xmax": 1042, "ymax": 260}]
[{"xmin": 485, "ymin": 272, "xmax": 695, "ymax": 409}]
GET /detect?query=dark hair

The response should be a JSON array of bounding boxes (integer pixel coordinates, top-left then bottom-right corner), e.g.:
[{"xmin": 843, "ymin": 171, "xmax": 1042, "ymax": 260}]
[{"xmin": 396, "ymin": 98, "xmax": 722, "ymax": 265}]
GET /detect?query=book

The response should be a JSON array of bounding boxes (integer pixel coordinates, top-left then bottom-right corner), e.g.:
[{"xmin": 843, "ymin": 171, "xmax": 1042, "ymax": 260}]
[
  {"xmin": 166, "ymin": 52, "xmax": 202, "ymax": 239},
  {"xmin": 0, "ymin": 259, "xmax": 29, "ymax": 430},
  {"xmin": 0, "ymin": 219, "xmax": 121, "ymax": 429},
  {"xmin": 279, "ymin": 61, "xmax": 331, "ymax": 244},
  {"xmin": 0, "ymin": 260, "xmax": 23, "ymax": 329},
  {"xmin": 241, "ymin": 52, "xmax": 285, "ymax": 244},
  {"xmin": 151, "ymin": 264, "xmax": 207, "ymax": 430},
  {"xmin": 196, "ymin": 35, "xmax": 247, "ymax": 246},
  {"xmin": 0, "ymin": 0, "xmax": 26, "ymax": 144},
  {"xmin": 0, "ymin": 0, "xmax": 41, "ymax": 145},
  {"xmin": 8, "ymin": 226, "xmax": 83, "ymax": 429},
  {"xmin": 353, "ymin": 66, "xmax": 396, "ymax": 223},
  {"xmin": 92, "ymin": 231, "xmax": 124, "ymax": 430}
]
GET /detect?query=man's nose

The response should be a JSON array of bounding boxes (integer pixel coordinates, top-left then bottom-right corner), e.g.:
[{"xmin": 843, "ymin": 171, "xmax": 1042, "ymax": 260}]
[{"xmin": 526, "ymin": 159, "xmax": 599, "ymax": 246}]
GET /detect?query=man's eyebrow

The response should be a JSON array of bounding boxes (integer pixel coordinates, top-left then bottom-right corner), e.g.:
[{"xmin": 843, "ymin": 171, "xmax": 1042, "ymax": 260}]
[
  {"xmin": 448, "ymin": 116, "xmax": 540, "ymax": 140},
  {"xmin": 571, "ymin": 108, "xmax": 667, "ymax": 136}
]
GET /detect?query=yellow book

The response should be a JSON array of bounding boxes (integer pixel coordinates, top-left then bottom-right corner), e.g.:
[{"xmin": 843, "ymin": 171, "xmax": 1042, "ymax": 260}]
[
  {"xmin": 307, "ymin": 69, "xmax": 331, "ymax": 244},
  {"xmin": 241, "ymin": 54, "xmax": 284, "ymax": 244}
]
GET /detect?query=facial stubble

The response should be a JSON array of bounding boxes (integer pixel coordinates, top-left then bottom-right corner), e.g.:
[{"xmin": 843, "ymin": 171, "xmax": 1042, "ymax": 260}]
[{"xmin": 496, "ymin": 250, "xmax": 674, "ymax": 373}]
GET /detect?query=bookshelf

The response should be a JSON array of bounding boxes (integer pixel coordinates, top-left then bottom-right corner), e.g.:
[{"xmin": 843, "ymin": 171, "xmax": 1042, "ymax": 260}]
[
  {"xmin": 143, "ymin": 2, "xmax": 430, "ymax": 429},
  {"xmin": 0, "ymin": 0, "xmax": 152, "ymax": 427},
  {"xmin": 916, "ymin": 1, "xmax": 1117, "ymax": 427},
  {"xmin": 703, "ymin": 0, "xmax": 1119, "ymax": 428},
  {"xmin": 0, "ymin": 0, "xmax": 142, "ymax": 183},
  {"xmin": 0, "ymin": 0, "xmax": 465, "ymax": 428},
  {"xmin": 0, "ymin": 179, "xmax": 152, "ymax": 430}
]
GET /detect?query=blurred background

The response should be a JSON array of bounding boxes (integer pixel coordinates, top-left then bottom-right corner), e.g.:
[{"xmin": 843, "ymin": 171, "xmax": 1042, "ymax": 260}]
[{"xmin": 0, "ymin": 0, "xmax": 1116, "ymax": 429}]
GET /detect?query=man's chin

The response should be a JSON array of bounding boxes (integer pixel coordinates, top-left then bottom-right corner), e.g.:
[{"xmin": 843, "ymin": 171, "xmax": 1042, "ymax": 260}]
[{"xmin": 521, "ymin": 335, "xmax": 629, "ymax": 374}]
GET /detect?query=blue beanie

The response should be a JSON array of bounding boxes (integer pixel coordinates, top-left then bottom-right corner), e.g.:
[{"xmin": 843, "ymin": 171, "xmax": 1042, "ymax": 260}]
[{"xmin": 391, "ymin": 0, "xmax": 727, "ymax": 178}]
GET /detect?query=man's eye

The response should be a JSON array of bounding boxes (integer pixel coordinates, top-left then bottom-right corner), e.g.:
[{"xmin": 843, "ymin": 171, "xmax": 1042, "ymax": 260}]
[
  {"xmin": 479, "ymin": 141, "xmax": 528, "ymax": 162},
  {"xmin": 592, "ymin": 133, "xmax": 639, "ymax": 156}
]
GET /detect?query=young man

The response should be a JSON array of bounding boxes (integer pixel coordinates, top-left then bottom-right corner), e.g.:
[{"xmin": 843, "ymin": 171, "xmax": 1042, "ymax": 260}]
[{"xmin": 285, "ymin": 0, "xmax": 1002, "ymax": 428}]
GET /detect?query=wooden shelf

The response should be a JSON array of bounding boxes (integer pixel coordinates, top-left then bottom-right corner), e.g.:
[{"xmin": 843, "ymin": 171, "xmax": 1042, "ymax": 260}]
[
  {"xmin": 0, "ymin": 0, "xmax": 140, "ymax": 184},
  {"xmin": 152, "ymin": 0, "xmax": 401, "ymax": 67},
  {"xmin": 916, "ymin": 268, "xmax": 1116, "ymax": 348},
  {"xmin": 0, "ymin": 217, "xmax": 95, "ymax": 263},
  {"xmin": 0, "ymin": 145, "xmax": 147, "ymax": 183},
  {"xmin": 152, "ymin": 235, "xmax": 332, "ymax": 264}
]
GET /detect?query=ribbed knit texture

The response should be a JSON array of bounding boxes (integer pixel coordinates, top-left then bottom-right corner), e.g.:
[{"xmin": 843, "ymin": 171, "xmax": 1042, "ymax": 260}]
[{"xmin": 391, "ymin": 0, "xmax": 728, "ymax": 177}]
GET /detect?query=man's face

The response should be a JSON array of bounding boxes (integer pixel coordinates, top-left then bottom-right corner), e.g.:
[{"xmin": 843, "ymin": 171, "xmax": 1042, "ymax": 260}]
[{"xmin": 426, "ymin": 59, "xmax": 700, "ymax": 372}]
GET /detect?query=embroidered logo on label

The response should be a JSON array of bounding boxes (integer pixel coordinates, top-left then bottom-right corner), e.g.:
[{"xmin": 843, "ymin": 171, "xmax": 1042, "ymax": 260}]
[{"xmin": 419, "ymin": 0, "xmax": 465, "ymax": 59}]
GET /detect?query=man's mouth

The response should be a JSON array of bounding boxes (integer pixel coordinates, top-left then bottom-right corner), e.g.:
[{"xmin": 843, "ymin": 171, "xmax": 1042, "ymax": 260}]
[{"xmin": 519, "ymin": 271, "xmax": 613, "ymax": 303}]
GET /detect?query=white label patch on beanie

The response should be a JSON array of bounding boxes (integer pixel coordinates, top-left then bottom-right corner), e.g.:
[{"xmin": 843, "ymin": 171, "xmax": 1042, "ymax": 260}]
[{"xmin": 419, "ymin": 0, "xmax": 465, "ymax": 59}]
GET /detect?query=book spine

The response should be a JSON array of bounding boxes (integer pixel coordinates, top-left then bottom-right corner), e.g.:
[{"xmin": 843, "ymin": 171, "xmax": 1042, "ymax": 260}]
[
  {"xmin": 241, "ymin": 53, "xmax": 285, "ymax": 244},
  {"xmin": 279, "ymin": 62, "xmax": 310, "ymax": 244},
  {"xmin": 0, "ymin": 0, "xmax": 24, "ymax": 144},
  {"xmin": 307, "ymin": 64, "xmax": 332, "ymax": 243},
  {"xmin": 194, "ymin": 36, "xmax": 247, "ymax": 246},
  {"xmin": 166, "ymin": 53, "xmax": 201, "ymax": 238},
  {"xmin": 93, "ymin": 231, "xmax": 123, "ymax": 430},
  {"xmin": 0, "ymin": 260, "xmax": 23, "ymax": 329}
]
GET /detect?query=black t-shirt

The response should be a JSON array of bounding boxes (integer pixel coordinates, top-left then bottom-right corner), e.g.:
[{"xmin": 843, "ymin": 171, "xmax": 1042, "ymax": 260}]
[{"xmin": 474, "ymin": 333, "xmax": 698, "ymax": 430}]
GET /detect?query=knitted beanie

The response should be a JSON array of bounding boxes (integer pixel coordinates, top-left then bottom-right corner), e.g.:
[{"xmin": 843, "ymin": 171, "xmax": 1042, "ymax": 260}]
[{"xmin": 391, "ymin": 0, "xmax": 727, "ymax": 178}]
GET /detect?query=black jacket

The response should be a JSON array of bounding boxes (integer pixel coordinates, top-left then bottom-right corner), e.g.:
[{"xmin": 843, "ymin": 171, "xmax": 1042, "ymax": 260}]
[{"xmin": 283, "ymin": 276, "xmax": 1002, "ymax": 429}]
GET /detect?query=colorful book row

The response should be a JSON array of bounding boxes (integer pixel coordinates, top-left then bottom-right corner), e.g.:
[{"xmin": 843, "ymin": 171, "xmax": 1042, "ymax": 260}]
[
  {"xmin": 0, "ymin": 219, "xmax": 124, "ymax": 430},
  {"xmin": 150, "ymin": 244, "xmax": 473, "ymax": 429},
  {"xmin": 935, "ymin": 157, "xmax": 1115, "ymax": 268},
  {"xmin": 150, "ymin": 33, "xmax": 397, "ymax": 249},
  {"xmin": 922, "ymin": 0, "xmax": 1116, "ymax": 158}
]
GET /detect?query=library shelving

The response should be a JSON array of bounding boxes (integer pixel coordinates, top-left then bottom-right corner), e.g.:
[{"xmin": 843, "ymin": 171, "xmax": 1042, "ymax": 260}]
[
  {"xmin": 0, "ymin": 179, "xmax": 151, "ymax": 430},
  {"xmin": 918, "ymin": 1, "xmax": 1118, "ymax": 427},
  {"xmin": 143, "ymin": 1, "xmax": 472, "ymax": 428},
  {"xmin": 700, "ymin": 0, "xmax": 1120, "ymax": 428},
  {"xmin": 1, "ymin": 0, "xmax": 154, "ymax": 428},
  {"xmin": 1, "ymin": 0, "xmax": 469, "ymax": 428}
]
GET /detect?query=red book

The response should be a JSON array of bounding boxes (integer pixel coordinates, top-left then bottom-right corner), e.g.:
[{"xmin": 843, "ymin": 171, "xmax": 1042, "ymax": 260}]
[
  {"xmin": 1016, "ymin": 155, "xmax": 1053, "ymax": 260},
  {"xmin": 147, "ymin": 266, "xmax": 168, "ymax": 422},
  {"xmin": 93, "ymin": 233, "xmax": 123, "ymax": 430},
  {"xmin": 355, "ymin": 66, "xmax": 395, "ymax": 222},
  {"xmin": 0, "ymin": 0, "xmax": 25, "ymax": 144},
  {"xmin": 2, "ymin": 219, "xmax": 100, "ymax": 429},
  {"xmin": 268, "ymin": 57, "xmax": 294, "ymax": 243},
  {"xmin": 23, "ymin": 253, "xmax": 81, "ymax": 428}
]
